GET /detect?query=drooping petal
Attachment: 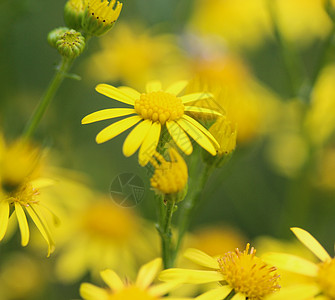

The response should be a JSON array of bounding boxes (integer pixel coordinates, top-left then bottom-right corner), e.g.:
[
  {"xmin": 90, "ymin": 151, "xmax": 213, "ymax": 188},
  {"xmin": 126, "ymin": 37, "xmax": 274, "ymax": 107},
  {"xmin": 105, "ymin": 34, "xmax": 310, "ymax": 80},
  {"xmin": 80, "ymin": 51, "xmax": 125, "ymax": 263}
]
[
  {"xmin": 291, "ymin": 227, "xmax": 331, "ymax": 262},
  {"xmin": 177, "ymin": 118, "xmax": 217, "ymax": 155},
  {"xmin": 96, "ymin": 115, "xmax": 142, "ymax": 144},
  {"xmin": 25, "ymin": 205, "xmax": 55, "ymax": 257},
  {"xmin": 118, "ymin": 86, "xmax": 141, "ymax": 99},
  {"xmin": 80, "ymin": 283, "xmax": 109, "ymax": 300},
  {"xmin": 166, "ymin": 121, "xmax": 193, "ymax": 155},
  {"xmin": 122, "ymin": 120, "xmax": 152, "ymax": 157},
  {"xmin": 146, "ymin": 80, "xmax": 162, "ymax": 93},
  {"xmin": 165, "ymin": 80, "xmax": 188, "ymax": 95},
  {"xmin": 184, "ymin": 106, "xmax": 223, "ymax": 117},
  {"xmin": 159, "ymin": 269, "xmax": 224, "ymax": 284},
  {"xmin": 136, "ymin": 258, "xmax": 162, "ymax": 289},
  {"xmin": 196, "ymin": 286, "xmax": 233, "ymax": 300},
  {"xmin": 182, "ymin": 115, "xmax": 220, "ymax": 148},
  {"xmin": 100, "ymin": 269, "xmax": 124, "ymax": 292},
  {"xmin": 0, "ymin": 201, "xmax": 10, "ymax": 241},
  {"xmin": 184, "ymin": 248, "xmax": 219, "ymax": 269},
  {"xmin": 96, "ymin": 84, "xmax": 135, "ymax": 105},
  {"xmin": 180, "ymin": 92, "xmax": 214, "ymax": 104},
  {"xmin": 231, "ymin": 292, "xmax": 246, "ymax": 300},
  {"xmin": 262, "ymin": 252, "xmax": 318, "ymax": 277},
  {"xmin": 138, "ymin": 122, "xmax": 161, "ymax": 166},
  {"xmin": 14, "ymin": 203, "xmax": 29, "ymax": 246},
  {"xmin": 266, "ymin": 284, "xmax": 320, "ymax": 300},
  {"xmin": 82, "ymin": 108, "xmax": 136, "ymax": 124}
]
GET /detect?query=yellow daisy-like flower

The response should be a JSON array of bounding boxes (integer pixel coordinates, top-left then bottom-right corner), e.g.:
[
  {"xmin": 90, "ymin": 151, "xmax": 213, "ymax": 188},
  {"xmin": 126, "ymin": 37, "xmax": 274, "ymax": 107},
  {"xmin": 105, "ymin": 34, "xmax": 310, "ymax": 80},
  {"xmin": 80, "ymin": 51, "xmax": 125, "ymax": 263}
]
[
  {"xmin": 160, "ymin": 244, "xmax": 280, "ymax": 300},
  {"xmin": 80, "ymin": 258, "xmax": 190, "ymax": 300},
  {"xmin": 0, "ymin": 137, "xmax": 55, "ymax": 256},
  {"xmin": 263, "ymin": 227, "xmax": 335, "ymax": 300},
  {"xmin": 82, "ymin": 81, "xmax": 221, "ymax": 166},
  {"xmin": 150, "ymin": 148, "xmax": 188, "ymax": 197}
]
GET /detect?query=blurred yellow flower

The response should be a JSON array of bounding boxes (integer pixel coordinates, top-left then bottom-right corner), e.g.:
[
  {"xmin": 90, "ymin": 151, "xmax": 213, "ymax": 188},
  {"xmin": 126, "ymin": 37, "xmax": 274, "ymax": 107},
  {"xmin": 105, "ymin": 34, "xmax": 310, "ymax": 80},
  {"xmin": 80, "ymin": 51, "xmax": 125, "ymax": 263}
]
[
  {"xmin": 263, "ymin": 227, "xmax": 335, "ymax": 300},
  {"xmin": 80, "ymin": 258, "xmax": 186, "ymax": 300},
  {"xmin": 85, "ymin": 23, "xmax": 188, "ymax": 89},
  {"xmin": 55, "ymin": 197, "xmax": 158, "ymax": 282},
  {"xmin": 150, "ymin": 148, "xmax": 188, "ymax": 198},
  {"xmin": 0, "ymin": 136, "xmax": 55, "ymax": 256},
  {"xmin": 82, "ymin": 81, "xmax": 221, "ymax": 166},
  {"xmin": 160, "ymin": 245, "xmax": 280, "ymax": 300},
  {"xmin": 188, "ymin": 0, "xmax": 271, "ymax": 49}
]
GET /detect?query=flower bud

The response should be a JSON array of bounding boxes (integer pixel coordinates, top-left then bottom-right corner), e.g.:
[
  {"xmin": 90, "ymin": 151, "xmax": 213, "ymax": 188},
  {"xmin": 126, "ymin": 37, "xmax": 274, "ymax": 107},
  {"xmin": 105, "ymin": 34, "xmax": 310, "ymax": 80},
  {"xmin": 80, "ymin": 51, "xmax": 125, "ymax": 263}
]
[
  {"xmin": 150, "ymin": 148, "xmax": 188, "ymax": 203},
  {"xmin": 64, "ymin": 0, "xmax": 85, "ymax": 30},
  {"xmin": 82, "ymin": 0, "xmax": 122, "ymax": 36},
  {"xmin": 47, "ymin": 27, "xmax": 70, "ymax": 48},
  {"xmin": 56, "ymin": 29, "xmax": 86, "ymax": 58}
]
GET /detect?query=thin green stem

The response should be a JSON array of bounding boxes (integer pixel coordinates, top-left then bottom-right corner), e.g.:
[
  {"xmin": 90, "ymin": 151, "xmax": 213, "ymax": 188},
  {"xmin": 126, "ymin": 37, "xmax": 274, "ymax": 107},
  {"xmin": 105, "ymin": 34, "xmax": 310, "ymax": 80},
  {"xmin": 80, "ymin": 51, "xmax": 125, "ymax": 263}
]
[{"xmin": 23, "ymin": 56, "xmax": 74, "ymax": 139}]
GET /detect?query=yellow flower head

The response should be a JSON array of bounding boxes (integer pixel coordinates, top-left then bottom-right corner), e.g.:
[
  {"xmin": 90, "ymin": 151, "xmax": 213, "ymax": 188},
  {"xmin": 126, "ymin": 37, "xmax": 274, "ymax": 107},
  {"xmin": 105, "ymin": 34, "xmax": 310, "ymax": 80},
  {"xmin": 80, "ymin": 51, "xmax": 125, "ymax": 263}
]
[
  {"xmin": 0, "ymin": 137, "xmax": 55, "ymax": 256},
  {"xmin": 82, "ymin": 80, "xmax": 221, "ymax": 166},
  {"xmin": 82, "ymin": 0, "xmax": 122, "ymax": 36},
  {"xmin": 64, "ymin": 0, "xmax": 86, "ymax": 30},
  {"xmin": 80, "ymin": 258, "xmax": 181, "ymax": 300},
  {"xmin": 160, "ymin": 245, "xmax": 280, "ymax": 300},
  {"xmin": 264, "ymin": 227, "xmax": 335, "ymax": 300},
  {"xmin": 150, "ymin": 148, "xmax": 188, "ymax": 198}
]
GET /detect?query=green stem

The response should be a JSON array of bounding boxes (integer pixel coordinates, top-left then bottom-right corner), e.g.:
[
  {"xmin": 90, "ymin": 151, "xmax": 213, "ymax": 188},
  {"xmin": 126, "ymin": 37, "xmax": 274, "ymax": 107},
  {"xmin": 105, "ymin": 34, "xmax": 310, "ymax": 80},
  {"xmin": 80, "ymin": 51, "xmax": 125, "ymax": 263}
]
[
  {"xmin": 160, "ymin": 199, "xmax": 176, "ymax": 269},
  {"xmin": 23, "ymin": 56, "xmax": 74, "ymax": 139}
]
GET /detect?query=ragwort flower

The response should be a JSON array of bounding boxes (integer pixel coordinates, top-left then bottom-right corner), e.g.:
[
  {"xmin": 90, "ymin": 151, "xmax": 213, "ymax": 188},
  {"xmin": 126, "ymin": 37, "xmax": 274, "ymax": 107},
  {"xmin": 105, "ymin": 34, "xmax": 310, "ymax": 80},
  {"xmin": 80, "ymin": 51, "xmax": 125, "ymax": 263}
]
[
  {"xmin": 160, "ymin": 244, "xmax": 280, "ymax": 300},
  {"xmin": 82, "ymin": 81, "xmax": 221, "ymax": 166},
  {"xmin": 263, "ymin": 227, "xmax": 335, "ymax": 300}
]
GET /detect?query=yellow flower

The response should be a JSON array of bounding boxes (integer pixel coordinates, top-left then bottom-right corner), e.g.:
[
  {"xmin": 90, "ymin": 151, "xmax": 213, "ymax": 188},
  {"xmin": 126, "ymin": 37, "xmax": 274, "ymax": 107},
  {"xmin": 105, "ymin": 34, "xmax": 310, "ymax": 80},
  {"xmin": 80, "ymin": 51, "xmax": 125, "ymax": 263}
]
[
  {"xmin": 55, "ymin": 197, "xmax": 158, "ymax": 283},
  {"xmin": 160, "ymin": 245, "xmax": 280, "ymax": 300},
  {"xmin": 82, "ymin": 0, "xmax": 122, "ymax": 36},
  {"xmin": 80, "ymin": 258, "xmax": 187, "ymax": 300},
  {"xmin": 82, "ymin": 81, "xmax": 221, "ymax": 166},
  {"xmin": 0, "ymin": 137, "xmax": 55, "ymax": 256},
  {"xmin": 150, "ymin": 148, "xmax": 188, "ymax": 198},
  {"xmin": 263, "ymin": 227, "xmax": 335, "ymax": 300},
  {"xmin": 85, "ymin": 23, "xmax": 189, "ymax": 89}
]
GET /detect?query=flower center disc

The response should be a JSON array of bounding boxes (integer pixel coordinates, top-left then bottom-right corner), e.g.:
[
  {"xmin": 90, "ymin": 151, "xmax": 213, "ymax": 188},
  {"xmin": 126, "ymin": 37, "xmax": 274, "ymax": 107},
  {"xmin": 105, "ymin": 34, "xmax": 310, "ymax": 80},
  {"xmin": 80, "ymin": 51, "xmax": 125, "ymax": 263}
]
[
  {"xmin": 317, "ymin": 258, "xmax": 335, "ymax": 299},
  {"xmin": 134, "ymin": 91, "xmax": 184, "ymax": 124}
]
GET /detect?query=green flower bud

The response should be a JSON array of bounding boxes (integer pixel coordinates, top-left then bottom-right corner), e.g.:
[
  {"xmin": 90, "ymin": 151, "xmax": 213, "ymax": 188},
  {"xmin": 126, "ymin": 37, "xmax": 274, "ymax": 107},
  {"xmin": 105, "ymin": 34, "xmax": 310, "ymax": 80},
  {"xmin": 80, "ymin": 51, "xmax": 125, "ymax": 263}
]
[
  {"xmin": 64, "ymin": 0, "xmax": 85, "ymax": 31},
  {"xmin": 56, "ymin": 30, "xmax": 86, "ymax": 58},
  {"xmin": 82, "ymin": 0, "xmax": 122, "ymax": 36},
  {"xmin": 47, "ymin": 27, "xmax": 70, "ymax": 48}
]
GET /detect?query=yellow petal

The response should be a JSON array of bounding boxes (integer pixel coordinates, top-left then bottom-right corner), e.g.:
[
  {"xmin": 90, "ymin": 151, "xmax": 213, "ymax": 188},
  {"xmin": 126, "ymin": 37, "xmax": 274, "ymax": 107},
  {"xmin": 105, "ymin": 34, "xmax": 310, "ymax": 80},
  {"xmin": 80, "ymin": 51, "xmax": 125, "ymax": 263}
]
[
  {"xmin": 291, "ymin": 227, "xmax": 331, "ymax": 262},
  {"xmin": 231, "ymin": 293, "xmax": 246, "ymax": 300},
  {"xmin": 183, "ymin": 115, "xmax": 220, "ymax": 148},
  {"xmin": 0, "ymin": 201, "xmax": 9, "ymax": 241},
  {"xmin": 138, "ymin": 122, "xmax": 161, "ymax": 166},
  {"xmin": 166, "ymin": 121, "xmax": 193, "ymax": 155},
  {"xmin": 196, "ymin": 286, "xmax": 232, "ymax": 300},
  {"xmin": 148, "ymin": 282, "xmax": 179, "ymax": 297},
  {"xmin": 80, "ymin": 283, "xmax": 109, "ymax": 300},
  {"xmin": 81, "ymin": 108, "xmax": 136, "ymax": 124},
  {"xmin": 165, "ymin": 80, "xmax": 188, "ymax": 95},
  {"xmin": 118, "ymin": 86, "xmax": 141, "ymax": 99},
  {"xmin": 184, "ymin": 248, "xmax": 218, "ymax": 269},
  {"xmin": 100, "ymin": 269, "xmax": 124, "ymax": 292},
  {"xmin": 25, "ymin": 205, "xmax": 55, "ymax": 257},
  {"xmin": 123, "ymin": 120, "xmax": 152, "ymax": 157},
  {"xmin": 15, "ymin": 202, "xmax": 29, "ymax": 247},
  {"xmin": 96, "ymin": 115, "xmax": 142, "ymax": 144},
  {"xmin": 177, "ymin": 118, "xmax": 217, "ymax": 156},
  {"xmin": 180, "ymin": 92, "xmax": 214, "ymax": 104},
  {"xmin": 262, "ymin": 252, "xmax": 318, "ymax": 277},
  {"xmin": 96, "ymin": 84, "xmax": 135, "ymax": 105},
  {"xmin": 184, "ymin": 106, "xmax": 223, "ymax": 117},
  {"xmin": 266, "ymin": 284, "xmax": 320, "ymax": 300},
  {"xmin": 31, "ymin": 178, "xmax": 54, "ymax": 189},
  {"xmin": 136, "ymin": 258, "xmax": 162, "ymax": 289},
  {"xmin": 159, "ymin": 269, "xmax": 224, "ymax": 284},
  {"xmin": 146, "ymin": 80, "xmax": 162, "ymax": 93}
]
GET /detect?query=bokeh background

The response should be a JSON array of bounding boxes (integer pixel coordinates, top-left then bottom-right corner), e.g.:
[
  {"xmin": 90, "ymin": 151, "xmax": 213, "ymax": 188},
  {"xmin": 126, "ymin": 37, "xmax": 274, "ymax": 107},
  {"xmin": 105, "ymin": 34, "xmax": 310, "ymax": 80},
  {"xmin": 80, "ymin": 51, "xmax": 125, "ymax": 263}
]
[{"xmin": 1, "ymin": 0, "xmax": 335, "ymax": 299}]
